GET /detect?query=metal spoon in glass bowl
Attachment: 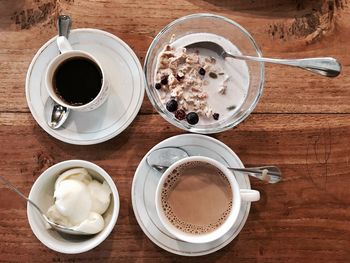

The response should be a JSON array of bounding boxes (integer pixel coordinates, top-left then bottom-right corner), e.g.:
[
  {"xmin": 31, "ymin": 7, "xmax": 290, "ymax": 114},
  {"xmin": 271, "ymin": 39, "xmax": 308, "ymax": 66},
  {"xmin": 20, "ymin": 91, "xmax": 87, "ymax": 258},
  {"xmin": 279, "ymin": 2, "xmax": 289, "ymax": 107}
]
[
  {"xmin": 0, "ymin": 175, "xmax": 92, "ymax": 235},
  {"xmin": 47, "ymin": 15, "xmax": 72, "ymax": 129},
  {"xmin": 186, "ymin": 41, "xmax": 341, "ymax": 77},
  {"xmin": 146, "ymin": 147, "xmax": 282, "ymax": 183}
]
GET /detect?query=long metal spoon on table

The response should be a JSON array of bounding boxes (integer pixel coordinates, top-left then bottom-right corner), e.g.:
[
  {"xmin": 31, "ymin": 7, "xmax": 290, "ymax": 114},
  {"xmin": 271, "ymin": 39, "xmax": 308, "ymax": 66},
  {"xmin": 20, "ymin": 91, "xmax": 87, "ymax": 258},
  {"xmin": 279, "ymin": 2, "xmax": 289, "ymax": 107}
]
[
  {"xmin": 47, "ymin": 15, "xmax": 72, "ymax": 129},
  {"xmin": 146, "ymin": 147, "xmax": 282, "ymax": 183},
  {"xmin": 0, "ymin": 175, "xmax": 91, "ymax": 235},
  {"xmin": 186, "ymin": 41, "xmax": 341, "ymax": 77}
]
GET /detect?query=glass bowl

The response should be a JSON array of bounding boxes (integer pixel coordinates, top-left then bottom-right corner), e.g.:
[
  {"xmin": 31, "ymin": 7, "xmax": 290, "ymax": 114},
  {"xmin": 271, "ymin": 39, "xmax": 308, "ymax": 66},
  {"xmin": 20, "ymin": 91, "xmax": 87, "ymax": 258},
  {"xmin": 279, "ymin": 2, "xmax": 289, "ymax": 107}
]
[{"xmin": 144, "ymin": 13, "xmax": 264, "ymax": 134}]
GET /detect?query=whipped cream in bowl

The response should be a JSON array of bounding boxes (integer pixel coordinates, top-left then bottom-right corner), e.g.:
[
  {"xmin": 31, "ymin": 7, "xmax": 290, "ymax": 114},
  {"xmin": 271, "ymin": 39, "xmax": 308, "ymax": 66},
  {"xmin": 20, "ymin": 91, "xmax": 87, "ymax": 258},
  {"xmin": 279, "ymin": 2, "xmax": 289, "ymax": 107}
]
[
  {"xmin": 27, "ymin": 160, "xmax": 119, "ymax": 254},
  {"xmin": 144, "ymin": 13, "xmax": 264, "ymax": 133},
  {"xmin": 47, "ymin": 167, "xmax": 112, "ymax": 235}
]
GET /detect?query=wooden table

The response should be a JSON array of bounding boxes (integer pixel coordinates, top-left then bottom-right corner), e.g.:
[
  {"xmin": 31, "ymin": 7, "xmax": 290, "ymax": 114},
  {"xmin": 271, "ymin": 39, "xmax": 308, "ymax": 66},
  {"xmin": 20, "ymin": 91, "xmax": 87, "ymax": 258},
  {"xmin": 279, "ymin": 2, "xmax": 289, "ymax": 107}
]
[{"xmin": 0, "ymin": 0, "xmax": 349, "ymax": 262}]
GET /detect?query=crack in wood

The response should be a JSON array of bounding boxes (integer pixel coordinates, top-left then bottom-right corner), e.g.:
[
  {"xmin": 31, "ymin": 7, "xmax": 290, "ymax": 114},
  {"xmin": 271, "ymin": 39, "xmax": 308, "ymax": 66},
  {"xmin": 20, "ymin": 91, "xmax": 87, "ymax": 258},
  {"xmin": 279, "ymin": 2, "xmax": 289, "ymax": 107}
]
[
  {"xmin": 9, "ymin": 0, "xmax": 75, "ymax": 30},
  {"xmin": 267, "ymin": 0, "xmax": 348, "ymax": 43},
  {"xmin": 306, "ymin": 124, "xmax": 332, "ymax": 192},
  {"xmin": 32, "ymin": 151, "xmax": 54, "ymax": 177}
]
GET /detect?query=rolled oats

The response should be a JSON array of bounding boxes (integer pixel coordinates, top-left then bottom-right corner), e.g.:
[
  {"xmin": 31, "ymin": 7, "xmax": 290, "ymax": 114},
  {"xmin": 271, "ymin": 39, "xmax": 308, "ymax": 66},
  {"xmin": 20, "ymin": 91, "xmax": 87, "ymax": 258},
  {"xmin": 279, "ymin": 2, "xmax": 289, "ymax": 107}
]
[{"xmin": 155, "ymin": 42, "xmax": 231, "ymax": 124}]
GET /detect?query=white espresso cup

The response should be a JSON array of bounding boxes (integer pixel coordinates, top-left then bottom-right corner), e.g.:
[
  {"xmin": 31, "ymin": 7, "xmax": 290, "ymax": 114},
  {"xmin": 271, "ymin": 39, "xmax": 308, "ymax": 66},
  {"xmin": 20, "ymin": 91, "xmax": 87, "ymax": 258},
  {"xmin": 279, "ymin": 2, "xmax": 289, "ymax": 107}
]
[
  {"xmin": 45, "ymin": 36, "xmax": 109, "ymax": 112},
  {"xmin": 155, "ymin": 156, "xmax": 260, "ymax": 244}
]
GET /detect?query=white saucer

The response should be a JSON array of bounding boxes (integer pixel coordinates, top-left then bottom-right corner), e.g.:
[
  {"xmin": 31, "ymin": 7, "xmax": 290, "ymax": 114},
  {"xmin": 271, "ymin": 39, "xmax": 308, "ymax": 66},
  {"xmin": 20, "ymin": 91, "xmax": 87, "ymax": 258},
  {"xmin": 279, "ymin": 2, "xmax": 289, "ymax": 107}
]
[
  {"xmin": 26, "ymin": 28, "xmax": 144, "ymax": 145},
  {"xmin": 131, "ymin": 134, "xmax": 251, "ymax": 256}
]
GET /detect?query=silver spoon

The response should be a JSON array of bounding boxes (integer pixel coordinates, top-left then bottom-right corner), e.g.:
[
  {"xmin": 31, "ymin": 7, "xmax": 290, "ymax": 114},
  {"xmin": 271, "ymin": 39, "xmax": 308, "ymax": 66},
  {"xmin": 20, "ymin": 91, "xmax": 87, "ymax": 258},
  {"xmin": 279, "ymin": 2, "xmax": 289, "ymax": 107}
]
[
  {"xmin": 0, "ymin": 175, "xmax": 91, "ymax": 235},
  {"xmin": 46, "ymin": 97, "xmax": 70, "ymax": 129},
  {"xmin": 146, "ymin": 147, "xmax": 282, "ymax": 183},
  {"xmin": 47, "ymin": 15, "xmax": 72, "ymax": 129},
  {"xmin": 185, "ymin": 41, "xmax": 341, "ymax": 77}
]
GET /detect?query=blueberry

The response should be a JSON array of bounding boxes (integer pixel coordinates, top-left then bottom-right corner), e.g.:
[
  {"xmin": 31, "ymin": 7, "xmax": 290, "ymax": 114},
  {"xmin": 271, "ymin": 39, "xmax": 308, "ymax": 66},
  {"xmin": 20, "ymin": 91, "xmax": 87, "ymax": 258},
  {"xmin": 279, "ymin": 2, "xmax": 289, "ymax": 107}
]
[
  {"xmin": 175, "ymin": 109, "xmax": 186, "ymax": 120},
  {"xmin": 166, "ymin": 99, "xmax": 178, "ymax": 112},
  {"xmin": 186, "ymin": 112, "xmax": 199, "ymax": 125},
  {"xmin": 161, "ymin": 75, "xmax": 169, "ymax": 85},
  {"xmin": 155, "ymin": 83, "xmax": 161, "ymax": 90},
  {"xmin": 176, "ymin": 73, "xmax": 185, "ymax": 81},
  {"xmin": 213, "ymin": 113, "xmax": 220, "ymax": 120},
  {"xmin": 199, "ymin": 68, "xmax": 206, "ymax": 76}
]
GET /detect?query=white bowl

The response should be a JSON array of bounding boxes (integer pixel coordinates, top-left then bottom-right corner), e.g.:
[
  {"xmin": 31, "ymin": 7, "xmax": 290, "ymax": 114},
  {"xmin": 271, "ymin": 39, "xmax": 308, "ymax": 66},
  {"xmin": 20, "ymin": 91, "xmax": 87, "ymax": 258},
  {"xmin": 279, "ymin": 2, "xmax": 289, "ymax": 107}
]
[{"xmin": 27, "ymin": 160, "xmax": 119, "ymax": 254}]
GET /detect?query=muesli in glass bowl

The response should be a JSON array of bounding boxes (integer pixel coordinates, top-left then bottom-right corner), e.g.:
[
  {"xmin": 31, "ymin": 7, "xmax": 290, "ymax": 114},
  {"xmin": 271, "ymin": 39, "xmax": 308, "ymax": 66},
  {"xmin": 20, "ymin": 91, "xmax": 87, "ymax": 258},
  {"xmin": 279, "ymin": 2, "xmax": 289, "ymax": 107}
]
[{"xmin": 144, "ymin": 13, "xmax": 264, "ymax": 134}]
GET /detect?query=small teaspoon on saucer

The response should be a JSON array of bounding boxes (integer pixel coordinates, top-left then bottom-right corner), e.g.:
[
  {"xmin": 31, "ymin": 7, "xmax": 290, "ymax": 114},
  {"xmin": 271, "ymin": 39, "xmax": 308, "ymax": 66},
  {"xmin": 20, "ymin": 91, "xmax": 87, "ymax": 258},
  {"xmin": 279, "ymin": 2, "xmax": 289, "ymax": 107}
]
[
  {"xmin": 46, "ymin": 97, "xmax": 70, "ymax": 129},
  {"xmin": 146, "ymin": 147, "xmax": 282, "ymax": 184},
  {"xmin": 47, "ymin": 15, "xmax": 72, "ymax": 129}
]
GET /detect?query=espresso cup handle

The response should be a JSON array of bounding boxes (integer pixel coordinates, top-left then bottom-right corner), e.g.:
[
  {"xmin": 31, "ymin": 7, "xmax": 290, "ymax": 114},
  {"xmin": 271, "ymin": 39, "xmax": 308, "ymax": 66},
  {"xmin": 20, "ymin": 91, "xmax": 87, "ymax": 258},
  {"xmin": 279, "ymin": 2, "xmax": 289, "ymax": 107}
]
[
  {"xmin": 56, "ymin": 36, "xmax": 73, "ymax": 54},
  {"xmin": 240, "ymin": 189, "xmax": 260, "ymax": 202}
]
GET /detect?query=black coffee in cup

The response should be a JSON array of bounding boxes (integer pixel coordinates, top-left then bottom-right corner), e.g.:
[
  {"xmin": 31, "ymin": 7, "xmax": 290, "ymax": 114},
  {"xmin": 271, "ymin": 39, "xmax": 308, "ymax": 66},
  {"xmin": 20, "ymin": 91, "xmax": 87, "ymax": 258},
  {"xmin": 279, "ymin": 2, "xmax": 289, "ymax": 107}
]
[{"xmin": 53, "ymin": 57, "xmax": 103, "ymax": 106}]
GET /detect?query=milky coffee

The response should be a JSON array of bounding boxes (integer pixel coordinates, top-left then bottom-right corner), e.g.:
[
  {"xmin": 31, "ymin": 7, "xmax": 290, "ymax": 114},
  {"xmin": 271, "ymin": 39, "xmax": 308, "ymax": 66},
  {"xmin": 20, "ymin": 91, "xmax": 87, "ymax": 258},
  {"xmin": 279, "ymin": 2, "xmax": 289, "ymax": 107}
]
[{"xmin": 161, "ymin": 161, "xmax": 232, "ymax": 234}]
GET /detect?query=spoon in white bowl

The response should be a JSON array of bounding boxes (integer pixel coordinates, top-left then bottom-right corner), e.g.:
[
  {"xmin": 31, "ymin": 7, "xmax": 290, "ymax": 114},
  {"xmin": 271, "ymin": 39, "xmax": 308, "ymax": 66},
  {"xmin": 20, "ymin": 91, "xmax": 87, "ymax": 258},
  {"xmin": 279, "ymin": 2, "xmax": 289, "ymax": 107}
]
[
  {"xmin": 47, "ymin": 15, "xmax": 72, "ymax": 129},
  {"xmin": 146, "ymin": 147, "xmax": 282, "ymax": 183},
  {"xmin": 185, "ymin": 41, "xmax": 341, "ymax": 77},
  {"xmin": 0, "ymin": 175, "xmax": 92, "ymax": 235}
]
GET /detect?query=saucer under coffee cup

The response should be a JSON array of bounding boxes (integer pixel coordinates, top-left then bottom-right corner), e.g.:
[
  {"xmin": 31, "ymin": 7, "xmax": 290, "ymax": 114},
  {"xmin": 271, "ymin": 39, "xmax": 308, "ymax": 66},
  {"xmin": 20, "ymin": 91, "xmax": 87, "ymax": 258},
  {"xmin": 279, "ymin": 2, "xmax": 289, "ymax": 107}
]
[{"xmin": 46, "ymin": 36, "xmax": 109, "ymax": 112}]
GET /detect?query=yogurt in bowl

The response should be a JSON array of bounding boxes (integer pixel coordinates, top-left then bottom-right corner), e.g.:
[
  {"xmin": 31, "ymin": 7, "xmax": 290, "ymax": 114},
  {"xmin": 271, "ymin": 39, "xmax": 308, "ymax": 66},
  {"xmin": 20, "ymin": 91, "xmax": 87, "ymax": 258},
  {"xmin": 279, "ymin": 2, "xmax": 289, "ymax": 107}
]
[
  {"xmin": 27, "ymin": 160, "xmax": 119, "ymax": 254},
  {"xmin": 47, "ymin": 167, "xmax": 112, "ymax": 235},
  {"xmin": 144, "ymin": 13, "xmax": 264, "ymax": 134}
]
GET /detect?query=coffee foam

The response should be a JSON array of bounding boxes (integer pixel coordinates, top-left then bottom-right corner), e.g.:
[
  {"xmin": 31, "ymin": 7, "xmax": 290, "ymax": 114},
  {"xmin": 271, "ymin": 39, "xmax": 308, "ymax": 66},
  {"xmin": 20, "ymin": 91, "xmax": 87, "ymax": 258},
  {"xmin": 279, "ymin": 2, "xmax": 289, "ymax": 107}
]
[{"xmin": 161, "ymin": 161, "xmax": 232, "ymax": 235}]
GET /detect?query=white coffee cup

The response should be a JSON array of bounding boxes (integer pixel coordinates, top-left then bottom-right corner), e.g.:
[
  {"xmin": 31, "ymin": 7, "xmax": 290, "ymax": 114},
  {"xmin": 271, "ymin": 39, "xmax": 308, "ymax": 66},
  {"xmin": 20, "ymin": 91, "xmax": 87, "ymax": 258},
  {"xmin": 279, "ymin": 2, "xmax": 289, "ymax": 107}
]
[
  {"xmin": 155, "ymin": 156, "xmax": 260, "ymax": 244},
  {"xmin": 45, "ymin": 36, "xmax": 109, "ymax": 112}
]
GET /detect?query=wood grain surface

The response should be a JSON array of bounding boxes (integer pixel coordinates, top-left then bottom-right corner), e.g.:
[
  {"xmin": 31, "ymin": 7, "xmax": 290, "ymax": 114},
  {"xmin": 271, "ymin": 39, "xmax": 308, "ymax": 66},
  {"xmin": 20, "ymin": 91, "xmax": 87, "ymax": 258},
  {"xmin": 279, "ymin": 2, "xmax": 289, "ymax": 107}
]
[{"xmin": 0, "ymin": 0, "xmax": 350, "ymax": 262}]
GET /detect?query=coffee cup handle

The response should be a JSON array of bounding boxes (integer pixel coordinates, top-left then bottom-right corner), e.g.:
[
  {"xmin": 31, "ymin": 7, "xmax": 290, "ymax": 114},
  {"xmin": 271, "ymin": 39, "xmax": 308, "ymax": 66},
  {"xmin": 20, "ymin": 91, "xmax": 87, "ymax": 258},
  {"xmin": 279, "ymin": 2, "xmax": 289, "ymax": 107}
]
[
  {"xmin": 56, "ymin": 36, "xmax": 73, "ymax": 54},
  {"xmin": 240, "ymin": 189, "xmax": 260, "ymax": 202}
]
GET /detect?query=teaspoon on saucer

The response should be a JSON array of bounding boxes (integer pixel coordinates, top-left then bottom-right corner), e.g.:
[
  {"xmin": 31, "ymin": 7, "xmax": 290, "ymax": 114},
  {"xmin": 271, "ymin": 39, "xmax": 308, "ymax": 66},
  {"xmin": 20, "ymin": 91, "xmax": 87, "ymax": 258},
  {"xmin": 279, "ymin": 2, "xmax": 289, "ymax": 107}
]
[
  {"xmin": 0, "ymin": 175, "xmax": 91, "ymax": 235},
  {"xmin": 47, "ymin": 15, "xmax": 72, "ymax": 129},
  {"xmin": 146, "ymin": 147, "xmax": 282, "ymax": 183},
  {"xmin": 46, "ymin": 97, "xmax": 70, "ymax": 129},
  {"xmin": 185, "ymin": 41, "xmax": 341, "ymax": 77}
]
